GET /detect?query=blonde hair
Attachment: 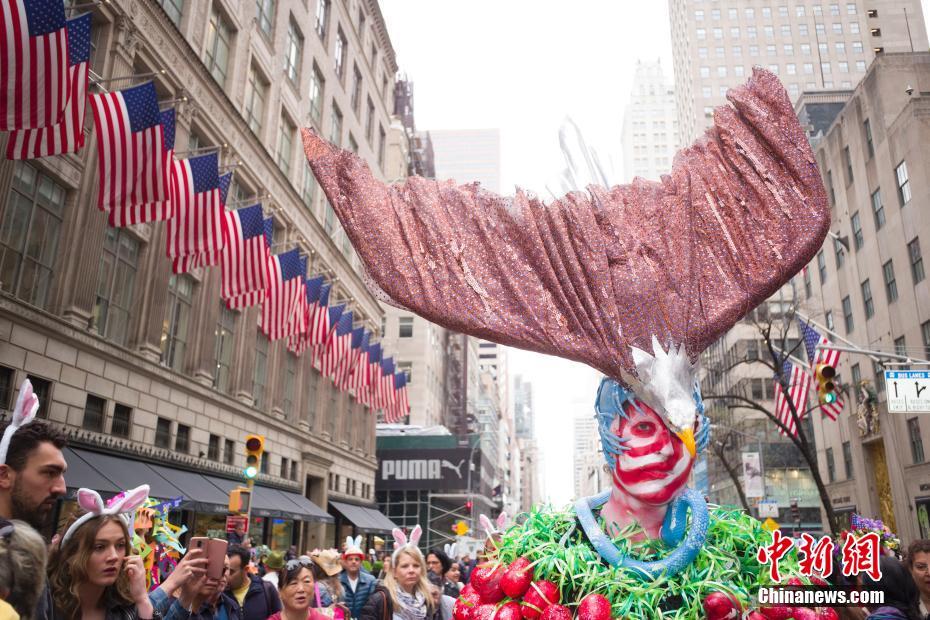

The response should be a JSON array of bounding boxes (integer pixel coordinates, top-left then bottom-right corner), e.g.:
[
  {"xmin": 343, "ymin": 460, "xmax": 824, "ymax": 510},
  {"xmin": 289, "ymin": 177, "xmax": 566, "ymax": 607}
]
[
  {"xmin": 0, "ymin": 519, "xmax": 48, "ymax": 618},
  {"xmin": 383, "ymin": 547, "xmax": 435, "ymax": 614}
]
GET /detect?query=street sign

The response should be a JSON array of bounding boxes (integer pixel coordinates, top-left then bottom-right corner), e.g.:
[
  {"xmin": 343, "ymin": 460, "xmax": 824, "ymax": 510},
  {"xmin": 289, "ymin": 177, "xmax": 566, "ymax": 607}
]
[
  {"xmin": 762, "ymin": 517, "xmax": 780, "ymax": 532},
  {"xmin": 884, "ymin": 370, "xmax": 930, "ymax": 413},
  {"xmin": 758, "ymin": 500, "xmax": 779, "ymax": 518}
]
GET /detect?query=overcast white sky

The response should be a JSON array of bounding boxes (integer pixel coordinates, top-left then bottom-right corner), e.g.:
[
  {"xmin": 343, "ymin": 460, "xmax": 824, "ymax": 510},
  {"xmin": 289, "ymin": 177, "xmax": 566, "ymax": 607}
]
[{"xmin": 379, "ymin": 0, "xmax": 930, "ymax": 506}]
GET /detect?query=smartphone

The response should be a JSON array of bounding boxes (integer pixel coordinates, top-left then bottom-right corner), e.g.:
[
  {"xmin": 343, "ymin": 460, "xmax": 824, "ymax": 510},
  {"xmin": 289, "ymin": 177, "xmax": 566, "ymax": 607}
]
[
  {"xmin": 189, "ymin": 537, "xmax": 208, "ymax": 551},
  {"xmin": 206, "ymin": 538, "xmax": 229, "ymax": 579}
]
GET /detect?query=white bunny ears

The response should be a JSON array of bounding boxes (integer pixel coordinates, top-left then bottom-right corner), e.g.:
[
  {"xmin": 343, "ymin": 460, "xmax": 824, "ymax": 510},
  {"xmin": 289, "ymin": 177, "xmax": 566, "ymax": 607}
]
[
  {"xmin": 343, "ymin": 534, "xmax": 364, "ymax": 557},
  {"xmin": 391, "ymin": 525, "xmax": 423, "ymax": 562},
  {"xmin": 478, "ymin": 512, "xmax": 509, "ymax": 537},
  {"xmin": 444, "ymin": 542, "xmax": 457, "ymax": 558},
  {"xmin": 61, "ymin": 484, "xmax": 150, "ymax": 545},
  {"xmin": 0, "ymin": 379, "xmax": 40, "ymax": 465}
]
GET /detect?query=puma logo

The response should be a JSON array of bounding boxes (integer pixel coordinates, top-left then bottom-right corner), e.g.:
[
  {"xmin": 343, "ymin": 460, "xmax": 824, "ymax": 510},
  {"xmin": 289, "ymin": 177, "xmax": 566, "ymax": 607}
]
[{"xmin": 441, "ymin": 459, "xmax": 466, "ymax": 479}]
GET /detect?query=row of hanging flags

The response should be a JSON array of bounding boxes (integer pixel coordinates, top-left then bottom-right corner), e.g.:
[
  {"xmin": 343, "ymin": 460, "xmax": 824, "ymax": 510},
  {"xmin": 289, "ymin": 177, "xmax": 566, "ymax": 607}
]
[
  {"xmin": 0, "ymin": 1, "xmax": 410, "ymax": 422},
  {"xmin": 774, "ymin": 318, "xmax": 844, "ymax": 437}
]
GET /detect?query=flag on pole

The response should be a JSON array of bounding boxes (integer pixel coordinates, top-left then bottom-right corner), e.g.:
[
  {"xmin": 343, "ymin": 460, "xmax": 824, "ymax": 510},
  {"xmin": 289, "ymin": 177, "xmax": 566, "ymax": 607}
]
[
  {"xmin": 360, "ymin": 340, "xmax": 381, "ymax": 407},
  {"xmin": 219, "ymin": 203, "xmax": 266, "ymax": 298},
  {"xmin": 282, "ymin": 255, "xmax": 309, "ymax": 339},
  {"xmin": 322, "ymin": 310, "xmax": 353, "ymax": 379},
  {"xmin": 90, "ymin": 81, "xmax": 170, "ymax": 225},
  {"xmin": 347, "ymin": 330, "xmax": 371, "ymax": 397},
  {"xmin": 337, "ymin": 327, "xmax": 365, "ymax": 390},
  {"xmin": 218, "ymin": 172, "xmax": 232, "ymax": 203},
  {"xmin": 798, "ymin": 318, "xmax": 844, "ymax": 420},
  {"xmin": 227, "ymin": 217, "xmax": 273, "ymax": 309},
  {"xmin": 377, "ymin": 357, "xmax": 396, "ymax": 414},
  {"xmin": 315, "ymin": 303, "xmax": 344, "ymax": 369},
  {"xmin": 166, "ymin": 152, "xmax": 224, "ymax": 258},
  {"xmin": 287, "ymin": 276, "xmax": 325, "ymax": 355},
  {"xmin": 308, "ymin": 283, "xmax": 332, "ymax": 347},
  {"xmin": 0, "ymin": 0, "xmax": 70, "ymax": 130},
  {"xmin": 260, "ymin": 248, "xmax": 304, "ymax": 340},
  {"xmin": 774, "ymin": 357, "xmax": 812, "ymax": 437},
  {"xmin": 386, "ymin": 372, "xmax": 410, "ymax": 423},
  {"xmin": 6, "ymin": 12, "xmax": 90, "ymax": 159}
]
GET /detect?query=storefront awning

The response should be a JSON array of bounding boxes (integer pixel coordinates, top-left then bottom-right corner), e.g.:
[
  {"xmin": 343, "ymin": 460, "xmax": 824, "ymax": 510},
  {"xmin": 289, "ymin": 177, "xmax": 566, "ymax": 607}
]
[
  {"xmin": 63, "ymin": 448, "xmax": 120, "ymax": 496},
  {"xmin": 146, "ymin": 464, "xmax": 231, "ymax": 513},
  {"xmin": 75, "ymin": 449, "xmax": 185, "ymax": 500},
  {"xmin": 329, "ymin": 501, "xmax": 396, "ymax": 533},
  {"xmin": 206, "ymin": 476, "xmax": 333, "ymax": 523}
]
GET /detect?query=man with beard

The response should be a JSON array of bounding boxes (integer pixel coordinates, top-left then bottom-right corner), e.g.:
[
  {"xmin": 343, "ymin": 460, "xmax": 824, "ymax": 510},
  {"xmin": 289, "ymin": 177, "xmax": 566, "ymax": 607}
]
[{"xmin": 0, "ymin": 379, "xmax": 68, "ymax": 620}]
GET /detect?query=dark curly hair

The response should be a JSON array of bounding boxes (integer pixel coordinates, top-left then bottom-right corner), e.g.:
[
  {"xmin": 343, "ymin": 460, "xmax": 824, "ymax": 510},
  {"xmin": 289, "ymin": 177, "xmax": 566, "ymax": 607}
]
[{"xmin": 0, "ymin": 418, "xmax": 66, "ymax": 471}]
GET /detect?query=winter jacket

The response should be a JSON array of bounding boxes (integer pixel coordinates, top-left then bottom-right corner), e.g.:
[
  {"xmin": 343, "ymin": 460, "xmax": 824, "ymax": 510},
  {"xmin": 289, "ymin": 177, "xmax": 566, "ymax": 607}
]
[
  {"xmin": 163, "ymin": 592, "xmax": 237, "ymax": 620},
  {"xmin": 226, "ymin": 575, "xmax": 282, "ymax": 620},
  {"xmin": 340, "ymin": 571, "xmax": 377, "ymax": 619},
  {"xmin": 866, "ymin": 607, "xmax": 910, "ymax": 620}
]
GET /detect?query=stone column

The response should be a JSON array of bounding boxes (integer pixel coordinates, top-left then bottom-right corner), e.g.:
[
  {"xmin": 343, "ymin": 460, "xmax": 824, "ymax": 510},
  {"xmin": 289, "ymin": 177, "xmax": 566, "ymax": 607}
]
[
  {"xmin": 232, "ymin": 308, "xmax": 258, "ymax": 405},
  {"xmin": 189, "ymin": 269, "xmax": 222, "ymax": 386}
]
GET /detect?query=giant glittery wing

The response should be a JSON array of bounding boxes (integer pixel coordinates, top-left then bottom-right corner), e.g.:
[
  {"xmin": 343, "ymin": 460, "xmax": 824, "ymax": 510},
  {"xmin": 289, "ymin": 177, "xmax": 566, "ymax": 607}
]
[{"xmin": 302, "ymin": 68, "xmax": 829, "ymax": 386}]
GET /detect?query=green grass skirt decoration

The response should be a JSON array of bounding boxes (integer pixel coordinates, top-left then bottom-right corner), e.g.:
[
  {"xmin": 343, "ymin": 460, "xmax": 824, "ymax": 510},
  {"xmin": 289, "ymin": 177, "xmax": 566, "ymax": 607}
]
[{"xmin": 490, "ymin": 503, "xmax": 804, "ymax": 620}]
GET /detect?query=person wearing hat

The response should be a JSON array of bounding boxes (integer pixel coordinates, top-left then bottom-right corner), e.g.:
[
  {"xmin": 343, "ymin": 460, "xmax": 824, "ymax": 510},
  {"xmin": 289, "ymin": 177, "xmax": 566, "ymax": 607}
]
[
  {"xmin": 311, "ymin": 549, "xmax": 345, "ymax": 607},
  {"xmin": 263, "ymin": 550, "xmax": 286, "ymax": 588},
  {"xmin": 340, "ymin": 536, "xmax": 376, "ymax": 619}
]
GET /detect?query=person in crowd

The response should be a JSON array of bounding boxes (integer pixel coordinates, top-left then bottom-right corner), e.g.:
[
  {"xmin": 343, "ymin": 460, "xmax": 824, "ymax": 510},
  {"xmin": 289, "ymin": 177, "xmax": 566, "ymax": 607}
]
[
  {"xmin": 311, "ymin": 551, "xmax": 344, "ymax": 605},
  {"xmin": 0, "ymin": 518, "xmax": 47, "ymax": 619},
  {"xmin": 164, "ymin": 555, "xmax": 236, "ymax": 620},
  {"xmin": 47, "ymin": 491, "xmax": 154, "ymax": 620},
  {"xmin": 285, "ymin": 546, "xmax": 298, "ymax": 562},
  {"xmin": 905, "ymin": 539, "xmax": 930, "ymax": 619},
  {"xmin": 360, "ymin": 541, "xmax": 436, "ymax": 620},
  {"xmin": 267, "ymin": 558, "xmax": 334, "ymax": 620},
  {"xmin": 263, "ymin": 551, "xmax": 286, "ymax": 589},
  {"xmin": 227, "ymin": 524, "xmax": 246, "ymax": 546},
  {"xmin": 226, "ymin": 545, "xmax": 281, "ymax": 620},
  {"xmin": 862, "ymin": 556, "xmax": 923, "ymax": 620},
  {"xmin": 441, "ymin": 562, "xmax": 461, "ymax": 599},
  {"xmin": 427, "ymin": 584, "xmax": 454, "ymax": 620},
  {"xmin": 340, "ymin": 538, "xmax": 376, "ymax": 619},
  {"xmin": 0, "ymin": 381, "xmax": 67, "ymax": 620},
  {"xmin": 424, "ymin": 550, "xmax": 449, "ymax": 589},
  {"xmin": 458, "ymin": 555, "xmax": 476, "ymax": 585},
  {"xmin": 149, "ymin": 546, "xmax": 209, "ymax": 615},
  {"xmin": 376, "ymin": 556, "xmax": 391, "ymax": 583}
]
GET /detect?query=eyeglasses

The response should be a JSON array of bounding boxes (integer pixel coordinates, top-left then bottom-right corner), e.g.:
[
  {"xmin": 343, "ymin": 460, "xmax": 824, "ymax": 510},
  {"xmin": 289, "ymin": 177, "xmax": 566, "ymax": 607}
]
[
  {"xmin": 0, "ymin": 519, "xmax": 13, "ymax": 541},
  {"xmin": 285, "ymin": 556, "xmax": 313, "ymax": 571}
]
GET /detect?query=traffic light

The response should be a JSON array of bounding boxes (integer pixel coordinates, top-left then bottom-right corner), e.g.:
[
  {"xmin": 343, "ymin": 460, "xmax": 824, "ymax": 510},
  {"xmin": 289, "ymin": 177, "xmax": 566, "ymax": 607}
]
[
  {"xmin": 465, "ymin": 500, "xmax": 473, "ymax": 511},
  {"xmin": 815, "ymin": 363, "xmax": 837, "ymax": 404},
  {"xmin": 244, "ymin": 434, "xmax": 265, "ymax": 480},
  {"xmin": 229, "ymin": 487, "xmax": 251, "ymax": 513}
]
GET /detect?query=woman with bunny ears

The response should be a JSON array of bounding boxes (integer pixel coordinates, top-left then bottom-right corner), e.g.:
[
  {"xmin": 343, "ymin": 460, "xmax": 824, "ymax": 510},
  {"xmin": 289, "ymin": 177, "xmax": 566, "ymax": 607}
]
[
  {"xmin": 47, "ymin": 485, "xmax": 156, "ymax": 620},
  {"xmin": 359, "ymin": 527, "xmax": 438, "ymax": 620}
]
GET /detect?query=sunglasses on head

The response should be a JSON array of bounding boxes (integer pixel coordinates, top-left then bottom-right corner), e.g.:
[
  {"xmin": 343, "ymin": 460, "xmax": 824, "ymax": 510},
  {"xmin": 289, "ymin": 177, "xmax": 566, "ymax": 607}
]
[
  {"xmin": 0, "ymin": 518, "xmax": 13, "ymax": 541},
  {"xmin": 285, "ymin": 556, "xmax": 313, "ymax": 571}
]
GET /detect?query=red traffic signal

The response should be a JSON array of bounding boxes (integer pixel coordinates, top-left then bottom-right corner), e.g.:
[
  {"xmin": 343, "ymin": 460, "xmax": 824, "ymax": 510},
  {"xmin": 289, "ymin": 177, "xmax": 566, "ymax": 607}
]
[{"xmin": 465, "ymin": 500, "xmax": 473, "ymax": 510}]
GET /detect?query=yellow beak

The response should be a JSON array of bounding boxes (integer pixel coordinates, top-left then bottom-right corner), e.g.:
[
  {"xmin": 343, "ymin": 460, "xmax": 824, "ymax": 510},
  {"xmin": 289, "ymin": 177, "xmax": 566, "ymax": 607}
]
[{"xmin": 676, "ymin": 428, "xmax": 697, "ymax": 458}]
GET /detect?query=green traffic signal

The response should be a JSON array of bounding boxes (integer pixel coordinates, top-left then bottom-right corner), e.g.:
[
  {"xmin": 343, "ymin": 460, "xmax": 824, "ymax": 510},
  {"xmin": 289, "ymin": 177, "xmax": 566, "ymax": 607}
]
[
  {"xmin": 245, "ymin": 465, "xmax": 258, "ymax": 479},
  {"xmin": 823, "ymin": 392, "xmax": 837, "ymax": 404}
]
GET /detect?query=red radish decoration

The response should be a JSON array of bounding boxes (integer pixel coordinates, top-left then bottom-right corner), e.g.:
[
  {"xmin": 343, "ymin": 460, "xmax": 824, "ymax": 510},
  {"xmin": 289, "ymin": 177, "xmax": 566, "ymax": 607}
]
[
  {"xmin": 577, "ymin": 593, "xmax": 613, "ymax": 620},
  {"xmin": 746, "ymin": 613, "xmax": 768, "ymax": 620},
  {"xmin": 791, "ymin": 608, "xmax": 818, "ymax": 620},
  {"xmin": 809, "ymin": 577, "xmax": 829, "ymax": 587},
  {"xmin": 473, "ymin": 605, "xmax": 497, "ymax": 620},
  {"xmin": 539, "ymin": 605, "xmax": 572, "ymax": 620},
  {"xmin": 785, "ymin": 577, "xmax": 804, "ymax": 587},
  {"xmin": 521, "ymin": 581, "xmax": 561, "ymax": 620},
  {"xmin": 701, "ymin": 592, "xmax": 742, "ymax": 620},
  {"xmin": 816, "ymin": 608, "xmax": 840, "ymax": 620},
  {"xmin": 759, "ymin": 605, "xmax": 797, "ymax": 620},
  {"xmin": 471, "ymin": 563, "xmax": 505, "ymax": 604},
  {"xmin": 454, "ymin": 585, "xmax": 482, "ymax": 620},
  {"xmin": 493, "ymin": 602, "xmax": 523, "ymax": 620},
  {"xmin": 501, "ymin": 557, "xmax": 534, "ymax": 599}
]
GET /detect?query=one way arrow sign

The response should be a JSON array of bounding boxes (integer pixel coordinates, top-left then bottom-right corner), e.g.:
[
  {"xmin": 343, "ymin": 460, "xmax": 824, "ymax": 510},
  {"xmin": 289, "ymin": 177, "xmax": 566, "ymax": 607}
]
[{"xmin": 885, "ymin": 370, "xmax": 930, "ymax": 413}]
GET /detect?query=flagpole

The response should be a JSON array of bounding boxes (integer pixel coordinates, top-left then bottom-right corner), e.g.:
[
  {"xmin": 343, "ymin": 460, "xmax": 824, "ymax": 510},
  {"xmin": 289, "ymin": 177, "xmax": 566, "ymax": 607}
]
[{"xmin": 797, "ymin": 311, "xmax": 930, "ymax": 364}]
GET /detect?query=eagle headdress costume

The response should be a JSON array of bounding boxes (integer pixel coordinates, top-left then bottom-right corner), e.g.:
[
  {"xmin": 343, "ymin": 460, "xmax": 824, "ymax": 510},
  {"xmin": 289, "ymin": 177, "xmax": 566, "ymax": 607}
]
[{"xmin": 304, "ymin": 69, "xmax": 830, "ymax": 618}]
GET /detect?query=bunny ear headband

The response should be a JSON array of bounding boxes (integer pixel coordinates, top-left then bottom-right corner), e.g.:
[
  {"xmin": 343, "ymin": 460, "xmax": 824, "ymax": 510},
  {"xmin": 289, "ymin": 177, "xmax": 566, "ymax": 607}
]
[
  {"xmin": 61, "ymin": 484, "xmax": 150, "ymax": 545},
  {"xmin": 478, "ymin": 512, "xmax": 509, "ymax": 537},
  {"xmin": 443, "ymin": 543, "xmax": 457, "ymax": 558},
  {"xmin": 0, "ymin": 379, "xmax": 40, "ymax": 465},
  {"xmin": 391, "ymin": 525, "xmax": 422, "ymax": 561}
]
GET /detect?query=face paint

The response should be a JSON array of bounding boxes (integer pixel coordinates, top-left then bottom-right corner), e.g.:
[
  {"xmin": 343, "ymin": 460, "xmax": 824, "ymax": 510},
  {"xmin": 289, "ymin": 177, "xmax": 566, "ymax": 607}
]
[{"xmin": 611, "ymin": 400, "xmax": 694, "ymax": 506}]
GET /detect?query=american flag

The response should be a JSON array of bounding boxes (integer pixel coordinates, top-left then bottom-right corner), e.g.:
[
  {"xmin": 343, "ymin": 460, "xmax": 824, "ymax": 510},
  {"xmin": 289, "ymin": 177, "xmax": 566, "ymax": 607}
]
[
  {"xmin": 347, "ymin": 330, "xmax": 371, "ymax": 397},
  {"xmin": 6, "ymin": 12, "xmax": 89, "ymax": 159},
  {"xmin": 287, "ymin": 276, "xmax": 324, "ymax": 355},
  {"xmin": 308, "ymin": 283, "xmax": 332, "ymax": 347},
  {"xmin": 227, "ymin": 217, "xmax": 272, "ymax": 309},
  {"xmin": 260, "ymin": 248, "xmax": 304, "ymax": 341},
  {"xmin": 799, "ymin": 319, "xmax": 844, "ymax": 420},
  {"xmin": 166, "ymin": 152, "xmax": 224, "ymax": 258},
  {"xmin": 337, "ymin": 327, "xmax": 366, "ymax": 390},
  {"xmin": 377, "ymin": 357, "xmax": 396, "ymax": 413},
  {"xmin": 219, "ymin": 203, "xmax": 266, "ymax": 298},
  {"xmin": 218, "ymin": 172, "xmax": 232, "ymax": 203},
  {"xmin": 774, "ymin": 357, "xmax": 811, "ymax": 437},
  {"xmin": 322, "ymin": 310, "xmax": 353, "ymax": 379},
  {"xmin": 0, "ymin": 0, "xmax": 69, "ymax": 131},
  {"xmin": 315, "ymin": 303, "xmax": 344, "ymax": 369},
  {"xmin": 364, "ymin": 342, "xmax": 382, "ymax": 408},
  {"xmin": 89, "ymin": 81, "xmax": 170, "ymax": 225},
  {"xmin": 282, "ymin": 255, "xmax": 309, "ymax": 339},
  {"xmin": 386, "ymin": 372, "xmax": 410, "ymax": 423}
]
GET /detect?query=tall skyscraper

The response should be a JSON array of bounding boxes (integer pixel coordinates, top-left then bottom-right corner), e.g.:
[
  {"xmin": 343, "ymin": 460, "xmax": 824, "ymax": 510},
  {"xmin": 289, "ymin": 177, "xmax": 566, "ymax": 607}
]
[
  {"xmin": 513, "ymin": 374, "xmax": 534, "ymax": 439},
  {"xmin": 670, "ymin": 0, "xmax": 928, "ymax": 143},
  {"xmin": 621, "ymin": 59, "xmax": 681, "ymax": 182},
  {"xmin": 428, "ymin": 129, "xmax": 502, "ymax": 192}
]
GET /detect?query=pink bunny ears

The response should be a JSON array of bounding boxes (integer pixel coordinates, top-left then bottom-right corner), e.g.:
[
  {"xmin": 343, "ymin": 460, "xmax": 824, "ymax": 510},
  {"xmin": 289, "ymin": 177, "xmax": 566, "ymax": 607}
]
[
  {"xmin": 478, "ymin": 512, "xmax": 509, "ymax": 537},
  {"xmin": 61, "ymin": 484, "xmax": 150, "ymax": 545},
  {"xmin": 391, "ymin": 525, "xmax": 422, "ymax": 561},
  {"xmin": 0, "ymin": 379, "xmax": 40, "ymax": 465}
]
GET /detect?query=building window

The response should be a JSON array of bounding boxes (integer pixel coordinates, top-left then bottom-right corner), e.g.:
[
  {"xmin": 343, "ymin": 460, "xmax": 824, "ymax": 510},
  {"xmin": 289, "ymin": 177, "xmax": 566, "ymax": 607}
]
[
  {"xmin": 214, "ymin": 304, "xmax": 236, "ymax": 393},
  {"xmin": 305, "ymin": 366, "xmax": 319, "ymax": 429},
  {"xmin": 803, "ymin": 267, "xmax": 812, "ymax": 298},
  {"xmin": 842, "ymin": 296, "xmax": 854, "ymax": 333},
  {"xmin": 923, "ymin": 321, "xmax": 930, "ymax": 359},
  {"xmin": 896, "ymin": 161, "xmax": 911, "ymax": 206},
  {"xmin": 909, "ymin": 238, "xmax": 925, "ymax": 283},
  {"xmin": 863, "ymin": 119, "xmax": 873, "ymax": 158},
  {"xmin": 826, "ymin": 311, "xmax": 835, "ymax": 331},
  {"xmin": 844, "ymin": 146, "xmax": 853, "ymax": 183},
  {"xmin": 873, "ymin": 361, "xmax": 884, "ymax": 394},
  {"xmin": 208, "ymin": 434, "xmax": 220, "ymax": 461},
  {"xmin": 378, "ymin": 125, "xmax": 386, "ymax": 168},
  {"xmin": 314, "ymin": 0, "xmax": 330, "ymax": 38},
  {"xmin": 842, "ymin": 441, "xmax": 853, "ymax": 479},
  {"xmin": 0, "ymin": 367, "xmax": 14, "ymax": 411},
  {"xmin": 826, "ymin": 170, "xmax": 836, "ymax": 205},
  {"xmin": 283, "ymin": 353, "xmax": 297, "ymax": 420},
  {"xmin": 83, "ymin": 394, "xmax": 106, "ymax": 432},
  {"xmin": 834, "ymin": 238, "xmax": 844, "ymax": 269},
  {"xmin": 909, "ymin": 418, "xmax": 925, "ymax": 464},
  {"xmin": 0, "ymin": 163, "xmax": 65, "ymax": 310},
  {"xmin": 260, "ymin": 452, "xmax": 269, "ymax": 474},
  {"xmin": 93, "ymin": 228, "xmax": 140, "ymax": 347},
  {"xmin": 224, "ymin": 438, "xmax": 235, "ymax": 465},
  {"xmin": 280, "ymin": 457, "xmax": 289, "ymax": 479},
  {"xmin": 330, "ymin": 104, "xmax": 342, "ymax": 147},
  {"xmin": 851, "ymin": 212, "xmax": 864, "ymax": 250},
  {"xmin": 334, "ymin": 27, "xmax": 347, "ymax": 79},
  {"xmin": 175, "ymin": 424, "xmax": 190, "ymax": 453},
  {"xmin": 895, "ymin": 336, "xmax": 907, "ymax": 367},
  {"xmin": 255, "ymin": 0, "xmax": 274, "ymax": 37},
  {"xmin": 696, "ymin": 28, "xmax": 706, "ymax": 40},
  {"xmin": 305, "ymin": 66, "xmax": 324, "ymax": 127},
  {"xmin": 253, "ymin": 331, "xmax": 268, "ymax": 409},
  {"xmin": 112, "ymin": 404, "xmax": 131, "ymax": 438},
  {"xmin": 284, "ymin": 19, "xmax": 303, "ymax": 84},
  {"xmin": 290, "ymin": 461, "xmax": 297, "ymax": 481},
  {"xmin": 351, "ymin": 64, "xmax": 362, "ymax": 115},
  {"xmin": 871, "ymin": 188, "xmax": 885, "ymax": 229},
  {"xmin": 861, "ymin": 279, "xmax": 874, "ymax": 319},
  {"xmin": 365, "ymin": 97, "xmax": 375, "ymax": 144},
  {"xmin": 348, "ymin": 133, "xmax": 358, "ymax": 154},
  {"xmin": 157, "ymin": 0, "xmax": 183, "ymax": 25},
  {"xmin": 302, "ymin": 162, "xmax": 318, "ymax": 209},
  {"xmin": 398, "ymin": 316, "xmax": 413, "ymax": 338},
  {"xmin": 851, "ymin": 363, "xmax": 861, "ymax": 386},
  {"xmin": 155, "ymin": 417, "xmax": 172, "ymax": 449},
  {"xmin": 397, "ymin": 361, "xmax": 412, "ymax": 384},
  {"xmin": 161, "ymin": 275, "xmax": 194, "ymax": 372},
  {"xmin": 883, "ymin": 260, "xmax": 897, "ymax": 303},
  {"xmin": 277, "ymin": 115, "xmax": 295, "ymax": 176},
  {"xmin": 244, "ymin": 65, "xmax": 268, "ymax": 135},
  {"xmin": 817, "ymin": 250, "xmax": 827, "ymax": 283},
  {"xmin": 323, "ymin": 199, "xmax": 335, "ymax": 234},
  {"xmin": 204, "ymin": 7, "xmax": 232, "ymax": 88},
  {"xmin": 826, "ymin": 447, "xmax": 835, "ymax": 483}
]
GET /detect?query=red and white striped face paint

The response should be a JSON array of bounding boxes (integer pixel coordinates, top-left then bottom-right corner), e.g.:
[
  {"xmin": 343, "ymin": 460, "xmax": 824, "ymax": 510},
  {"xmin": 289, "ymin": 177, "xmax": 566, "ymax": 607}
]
[{"xmin": 611, "ymin": 400, "xmax": 694, "ymax": 506}]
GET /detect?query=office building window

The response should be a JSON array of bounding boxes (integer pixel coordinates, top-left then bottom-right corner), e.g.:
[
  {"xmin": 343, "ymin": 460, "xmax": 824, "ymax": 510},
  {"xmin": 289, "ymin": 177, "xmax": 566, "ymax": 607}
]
[
  {"xmin": 896, "ymin": 161, "xmax": 911, "ymax": 206},
  {"xmin": 290, "ymin": 461, "xmax": 297, "ymax": 481},
  {"xmin": 851, "ymin": 363, "xmax": 861, "ymax": 386},
  {"xmin": 208, "ymin": 434, "xmax": 220, "ymax": 461},
  {"xmin": 378, "ymin": 125, "xmax": 386, "ymax": 168},
  {"xmin": 924, "ymin": 321, "xmax": 930, "ymax": 359},
  {"xmin": 834, "ymin": 237, "xmax": 844, "ymax": 268},
  {"xmin": 853, "ymin": 41, "xmax": 863, "ymax": 53},
  {"xmin": 155, "ymin": 417, "xmax": 172, "ymax": 449},
  {"xmin": 253, "ymin": 331, "xmax": 268, "ymax": 409},
  {"xmin": 157, "ymin": 0, "xmax": 183, "ymax": 25},
  {"xmin": 334, "ymin": 27, "xmax": 347, "ymax": 79},
  {"xmin": 817, "ymin": 249, "xmax": 827, "ymax": 283},
  {"xmin": 255, "ymin": 0, "xmax": 274, "ymax": 37},
  {"xmin": 351, "ymin": 64, "xmax": 362, "ymax": 114},
  {"xmin": 204, "ymin": 7, "xmax": 232, "ymax": 87},
  {"xmin": 826, "ymin": 311, "xmax": 835, "ymax": 331},
  {"xmin": 260, "ymin": 452, "xmax": 269, "ymax": 473},
  {"xmin": 864, "ymin": 119, "xmax": 873, "ymax": 158},
  {"xmin": 330, "ymin": 104, "xmax": 342, "ymax": 147},
  {"xmin": 827, "ymin": 170, "xmax": 836, "ymax": 204},
  {"xmin": 0, "ymin": 163, "xmax": 65, "ymax": 310},
  {"xmin": 83, "ymin": 394, "xmax": 106, "ymax": 432},
  {"xmin": 803, "ymin": 267, "xmax": 812, "ymax": 298},
  {"xmin": 696, "ymin": 28, "xmax": 706, "ymax": 40},
  {"xmin": 276, "ymin": 115, "xmax": 295, "ymax": 176},
  {"xmin": 826, "ymin": 447, "xmax": 835, "ymax": 483},
  {"xmin": 214, "ymin": 304, "xmax": 236, "ymax": 393},
  {"xmin": 283, "ymin": 353, "xmax": 297, "ymax": 420},
  {"xmin": 308, "ymin": 64, "xmax": 324, "ymax": 125},
  {"xmin": 161, "ymin": 275, "xmax": 194, "ymax": 372},
  {"xmin": 397, "ymin": 361, "xmax": 412, "ymax": 384},
  {"xmin": 842, "ymin": 442, "xmax": 853, "ymax": 479},
  {"xmin": 93, "ymin": 228, "xmax": 139, "ymax": 347},
  {"xmin": 909, "ymin": 418, "xmax": 925, "ymax": 463},
  {"xmin": 112, "ymin": 404, "xmax": 131, "ymax": 438},
  {"xmin": 224, "ymin": 438, "xmax": 235, "ymax": 465},
  {"xmin": 365, "ymin": 97, "xmax": 375, "ymax": 144},
  {"xmin": 842, "ymin": 296, "xmax": 854, "ymax": 333},
  {"xmin": 883, "ymin": 260, "xmax": 897, "ymax": 303},
  {"xmin": 871, "ymin": 188, "xmax": 885, "ymax": 229},
  {"xmin": 844, "ymin": 146, "xmax": 853, "ymax": 183},
  {"xmin": 895, "ymin": 336, "xmax": 907, "ymax": 365},
  {"xmin": 851, "ymin": 212, "xmax": 863, "ymax": 250},
  {"xmin": 302, "ymin": 162, "xmax": 318, "ymax": 209},
  {"xmin": 280, "ymin": 457, "xmax": 289, "ymax": 479},
  {"xmin": 175, "ymin": 424, "xmax": 190, "ymax": 453},
  {"xmin": 243, "ymin": 65, "xmax": 268, "ymax": 134},
  {"xmin": 284, "ymin": 20, "xmax": 303, "ymax": 84},
  {"xmin": 399, "ymin": 316, "xmax": 413, "ymax": 338},
  {"xmin": 712, "ymin": 27, "xmax": 722, "ymax": 40},
  {"xmin": 315, "ymin": 0, "xmax": 329, "ymax": 40},
  {"xmin": 861, "ymin": 279, "xmax": 874, "ymax": 319},
  {"xmin": 699, "ymin": 66, "xmax": 710, "ymax": 78},
  {"xmin": 909, "ymin": 238, "xmax": 925, "ymax": 283}
]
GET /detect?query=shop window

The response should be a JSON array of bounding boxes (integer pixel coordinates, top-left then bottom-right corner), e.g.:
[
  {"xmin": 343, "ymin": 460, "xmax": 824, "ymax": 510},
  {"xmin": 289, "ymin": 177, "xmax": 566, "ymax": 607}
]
[
  {"xmin": 112, "ymin": 404, "xmax": 132, "ymax": 438},
  {"xmin": 82, "ymin": 394, "xmax": 106, "ymax": 432}
]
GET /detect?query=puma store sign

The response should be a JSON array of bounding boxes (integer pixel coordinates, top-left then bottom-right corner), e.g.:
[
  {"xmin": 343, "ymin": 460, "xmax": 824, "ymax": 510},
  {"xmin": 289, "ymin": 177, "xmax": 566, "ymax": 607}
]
[{"xmin": 377, "ymin": 448, "xmax": 478, "ymax": 491}]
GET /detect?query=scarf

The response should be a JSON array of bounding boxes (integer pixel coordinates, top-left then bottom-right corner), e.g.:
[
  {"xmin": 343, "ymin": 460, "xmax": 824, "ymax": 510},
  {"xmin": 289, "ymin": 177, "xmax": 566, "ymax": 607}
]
[{"xmin": 393, "ymin": 585, "xmax": 427, "ymax": 620}]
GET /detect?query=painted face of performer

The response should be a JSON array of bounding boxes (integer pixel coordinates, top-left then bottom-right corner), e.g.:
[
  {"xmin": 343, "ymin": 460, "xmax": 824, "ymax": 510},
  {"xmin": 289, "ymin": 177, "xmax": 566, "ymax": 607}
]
[{"xmin": 611, "ymin": 400, "xmax": 694, "ymax": 506}]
